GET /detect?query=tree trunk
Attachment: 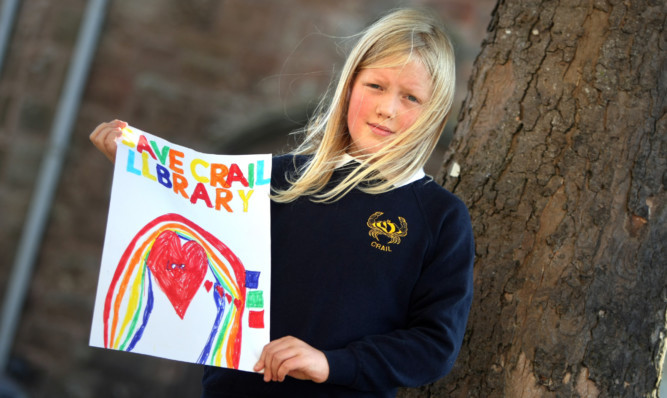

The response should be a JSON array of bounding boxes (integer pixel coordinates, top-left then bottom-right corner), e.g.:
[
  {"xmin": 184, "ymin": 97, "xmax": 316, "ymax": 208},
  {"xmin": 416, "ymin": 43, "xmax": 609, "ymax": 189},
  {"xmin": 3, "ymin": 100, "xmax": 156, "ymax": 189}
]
[{"xmin": 401, "ymin": 0, "xmax": 666, "ymax": 397}]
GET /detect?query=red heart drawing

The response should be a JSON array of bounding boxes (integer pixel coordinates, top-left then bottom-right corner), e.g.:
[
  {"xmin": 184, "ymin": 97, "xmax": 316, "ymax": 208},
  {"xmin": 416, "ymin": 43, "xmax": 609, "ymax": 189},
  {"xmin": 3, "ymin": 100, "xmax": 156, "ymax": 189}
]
[{"xmin": 146, "ymin": 230, "xmax": 207, "ymax": 319}]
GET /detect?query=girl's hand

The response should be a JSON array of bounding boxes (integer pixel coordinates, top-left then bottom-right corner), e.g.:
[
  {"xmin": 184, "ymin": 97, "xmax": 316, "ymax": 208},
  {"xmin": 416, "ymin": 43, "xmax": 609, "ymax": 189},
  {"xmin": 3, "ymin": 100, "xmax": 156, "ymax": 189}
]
[
  {"xmin": 253, "ymin": 336, "xmax": 329, "ymax": 383},
  {"xmin": 89, "ymin": 119, "xmax": 127, "ymax": 163}
]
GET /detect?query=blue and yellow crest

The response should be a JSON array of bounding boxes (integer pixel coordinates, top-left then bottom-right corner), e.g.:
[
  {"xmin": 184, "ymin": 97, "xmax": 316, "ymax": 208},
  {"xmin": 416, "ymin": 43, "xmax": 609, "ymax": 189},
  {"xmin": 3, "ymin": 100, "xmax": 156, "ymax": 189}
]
[{"xmin": 367, "ymin": 211, "xmax": 408, "ymax": 245}]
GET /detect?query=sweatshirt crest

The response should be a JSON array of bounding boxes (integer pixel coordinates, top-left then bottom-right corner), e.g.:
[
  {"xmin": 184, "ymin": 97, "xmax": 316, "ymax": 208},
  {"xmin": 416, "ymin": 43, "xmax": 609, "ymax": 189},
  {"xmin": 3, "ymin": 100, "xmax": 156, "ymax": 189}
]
[{"xmin": 367, "ymin": 211, "xmax": 408, "ymax": 248}]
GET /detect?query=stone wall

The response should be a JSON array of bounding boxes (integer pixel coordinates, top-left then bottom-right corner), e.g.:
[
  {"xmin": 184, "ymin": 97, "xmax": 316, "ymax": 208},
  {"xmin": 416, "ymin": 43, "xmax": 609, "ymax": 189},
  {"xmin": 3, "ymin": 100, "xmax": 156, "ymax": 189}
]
[{"xmin": 0, "ymin": 1, "xmax": 493, "ymax": 396}]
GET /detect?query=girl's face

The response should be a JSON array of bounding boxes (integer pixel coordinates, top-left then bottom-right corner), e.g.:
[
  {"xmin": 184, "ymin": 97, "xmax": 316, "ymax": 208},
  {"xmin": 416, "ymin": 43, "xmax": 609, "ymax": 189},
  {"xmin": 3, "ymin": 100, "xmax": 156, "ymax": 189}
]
[{"xmin": 346, "ymin": 58, "xmax": 432, "ymax": 156}]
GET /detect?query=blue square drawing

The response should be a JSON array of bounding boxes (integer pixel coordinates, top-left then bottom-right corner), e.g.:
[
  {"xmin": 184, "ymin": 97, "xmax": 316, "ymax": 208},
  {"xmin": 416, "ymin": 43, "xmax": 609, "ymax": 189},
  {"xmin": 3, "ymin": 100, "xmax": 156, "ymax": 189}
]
[{"xmin": 245, "ymin": 270, "xmax": 261, "ymax": 289}]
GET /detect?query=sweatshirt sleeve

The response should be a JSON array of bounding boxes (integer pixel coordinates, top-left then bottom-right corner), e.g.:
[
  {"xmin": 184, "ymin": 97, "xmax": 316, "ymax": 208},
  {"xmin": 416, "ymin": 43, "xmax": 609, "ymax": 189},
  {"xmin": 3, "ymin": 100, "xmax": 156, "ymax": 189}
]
[{"xmin": 322, "ymin": 197, "xmax": 474, "ymax": 391}]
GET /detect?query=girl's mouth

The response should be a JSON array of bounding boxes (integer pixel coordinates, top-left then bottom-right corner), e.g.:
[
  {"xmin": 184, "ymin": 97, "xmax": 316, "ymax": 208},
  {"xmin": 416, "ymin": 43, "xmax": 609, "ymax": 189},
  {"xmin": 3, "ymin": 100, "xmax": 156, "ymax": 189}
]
[{"xmin": 368, "ymin": 123, "xmax": 394, "ymax": 137}]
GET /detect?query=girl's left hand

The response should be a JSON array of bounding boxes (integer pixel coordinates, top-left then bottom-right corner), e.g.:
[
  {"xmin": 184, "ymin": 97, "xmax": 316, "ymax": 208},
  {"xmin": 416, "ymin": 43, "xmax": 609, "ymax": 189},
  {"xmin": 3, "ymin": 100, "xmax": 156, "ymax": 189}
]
[{"xmin": 253, "ymin": 336, "xmax": 329, "ymax": 383}]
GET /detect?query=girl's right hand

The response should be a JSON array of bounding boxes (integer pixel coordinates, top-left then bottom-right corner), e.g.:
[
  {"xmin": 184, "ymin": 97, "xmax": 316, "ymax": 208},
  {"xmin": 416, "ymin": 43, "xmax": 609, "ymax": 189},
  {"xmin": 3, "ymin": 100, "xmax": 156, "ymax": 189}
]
[{"xmin": 89, "ymin": 119, "xmax": 128, "ymax": 163}]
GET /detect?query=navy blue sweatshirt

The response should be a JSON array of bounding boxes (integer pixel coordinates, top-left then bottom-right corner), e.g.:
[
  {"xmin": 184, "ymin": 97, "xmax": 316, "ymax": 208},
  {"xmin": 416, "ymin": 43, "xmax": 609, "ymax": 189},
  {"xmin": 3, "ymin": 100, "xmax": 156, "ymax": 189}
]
[{"xmin": 201, "ymin": 155, "xmax": 474, "ymax": 397}]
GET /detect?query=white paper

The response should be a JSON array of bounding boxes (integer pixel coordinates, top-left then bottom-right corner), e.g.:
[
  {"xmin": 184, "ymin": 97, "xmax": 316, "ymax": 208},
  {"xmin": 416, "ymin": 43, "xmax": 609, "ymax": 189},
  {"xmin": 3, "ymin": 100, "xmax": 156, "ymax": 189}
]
[{"xmin": 90, "ymin": 126, "xmax": 271, "ymax": 372}]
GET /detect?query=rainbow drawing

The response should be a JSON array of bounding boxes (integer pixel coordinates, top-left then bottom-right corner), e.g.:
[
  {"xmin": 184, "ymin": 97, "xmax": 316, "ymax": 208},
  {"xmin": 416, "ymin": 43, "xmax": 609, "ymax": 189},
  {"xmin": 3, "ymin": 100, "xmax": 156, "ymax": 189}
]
[{"xmin": 102, "ymin": 213, "xmax": 261, "ymax": 369}]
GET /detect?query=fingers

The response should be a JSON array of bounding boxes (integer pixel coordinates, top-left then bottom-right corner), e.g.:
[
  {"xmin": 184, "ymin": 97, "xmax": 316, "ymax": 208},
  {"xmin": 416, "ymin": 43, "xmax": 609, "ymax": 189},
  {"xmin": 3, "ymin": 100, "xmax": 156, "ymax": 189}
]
[
  {"xmin": 266, "ymin": 339, "xmax": 300, "ymax": 382},
  {"xmin": 254, "ymin": 345, "xmax": 267, "ymax": 373},
  {"xmin": 253, "ymin": 336, "xmax": 329, "ymax": 383},
  {"xmin": 90, "ymin": 119, "xmax": 127, "ymax": 163},
  {"xmin": 254, "ymin": 337, "xmax": 288, "ymax": 382}
]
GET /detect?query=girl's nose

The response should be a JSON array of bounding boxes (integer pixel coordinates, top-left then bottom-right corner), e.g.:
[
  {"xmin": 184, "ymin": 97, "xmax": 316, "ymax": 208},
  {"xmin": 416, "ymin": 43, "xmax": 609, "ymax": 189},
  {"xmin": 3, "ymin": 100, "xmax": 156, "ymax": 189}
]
[{"xmin": 376, "ymin": 96, "xmax": 397, "ymax": 119}]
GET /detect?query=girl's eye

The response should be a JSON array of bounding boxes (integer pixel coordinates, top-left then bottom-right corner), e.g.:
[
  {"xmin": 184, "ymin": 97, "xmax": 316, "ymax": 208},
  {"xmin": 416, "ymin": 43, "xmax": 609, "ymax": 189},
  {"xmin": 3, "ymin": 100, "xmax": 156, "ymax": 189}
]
[
  {"xmin": 367, "ymin": 83, "xmax": 382, "ymax": 90},
  {"xmin": 406, "ymin": 94, "xmax": 420, "ymax": 104}
]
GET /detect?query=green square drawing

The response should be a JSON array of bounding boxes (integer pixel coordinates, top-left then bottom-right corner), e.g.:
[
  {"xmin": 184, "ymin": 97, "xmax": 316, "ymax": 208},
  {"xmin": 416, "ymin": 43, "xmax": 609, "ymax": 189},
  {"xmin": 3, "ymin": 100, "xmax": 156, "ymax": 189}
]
[{"xmin": 247, "ymin": 290, "xmax": 264, "ymax": 308}]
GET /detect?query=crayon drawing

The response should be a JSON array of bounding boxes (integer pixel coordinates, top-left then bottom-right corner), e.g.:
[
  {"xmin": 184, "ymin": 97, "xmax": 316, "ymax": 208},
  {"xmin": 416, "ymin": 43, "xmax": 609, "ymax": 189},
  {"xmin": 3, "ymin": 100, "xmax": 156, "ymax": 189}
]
[
  {"xmin": 90, "ymin": 127, "xmax": 271, "ymax": 372},
  {"xmin": 103, "ymin": 214, "xmax": 251, "ymax": 368}
]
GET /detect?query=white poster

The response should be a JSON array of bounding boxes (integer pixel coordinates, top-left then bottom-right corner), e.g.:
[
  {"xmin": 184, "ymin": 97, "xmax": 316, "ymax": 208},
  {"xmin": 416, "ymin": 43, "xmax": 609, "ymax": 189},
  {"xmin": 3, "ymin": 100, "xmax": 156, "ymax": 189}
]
[{"xmin": 90, "ymin": 126, "xmax": 271, "ymax": 372}]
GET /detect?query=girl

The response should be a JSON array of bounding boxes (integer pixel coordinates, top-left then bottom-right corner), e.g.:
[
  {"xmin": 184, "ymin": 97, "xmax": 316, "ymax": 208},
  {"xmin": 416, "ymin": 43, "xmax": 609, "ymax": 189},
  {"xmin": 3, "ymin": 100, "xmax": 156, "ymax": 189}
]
[{"xmin": 90, "ymin": 8, "xmax": 474, "ymax": 398}]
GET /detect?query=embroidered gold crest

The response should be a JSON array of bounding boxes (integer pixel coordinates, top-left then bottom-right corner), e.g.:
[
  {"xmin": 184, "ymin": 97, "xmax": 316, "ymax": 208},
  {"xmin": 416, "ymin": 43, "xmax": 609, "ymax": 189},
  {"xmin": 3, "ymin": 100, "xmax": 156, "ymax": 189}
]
[{"xmin": 367, "ymin": 211, "xmax": 408, "ymax": 244}]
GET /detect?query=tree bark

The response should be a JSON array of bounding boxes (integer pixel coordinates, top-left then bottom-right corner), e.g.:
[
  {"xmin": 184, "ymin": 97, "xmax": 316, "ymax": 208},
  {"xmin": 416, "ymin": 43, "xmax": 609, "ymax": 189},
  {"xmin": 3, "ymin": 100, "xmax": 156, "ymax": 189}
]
[{"xmin": 400, "ymin": 0, "xmax": 666, "ymax": 397}]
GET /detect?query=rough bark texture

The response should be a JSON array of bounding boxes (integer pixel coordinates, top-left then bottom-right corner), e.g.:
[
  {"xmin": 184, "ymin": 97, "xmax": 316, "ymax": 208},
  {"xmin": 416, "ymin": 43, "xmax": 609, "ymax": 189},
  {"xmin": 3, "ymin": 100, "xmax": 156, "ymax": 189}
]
[{"xmin": 400, "ymin": 0, "xmax": 666, "ymax": 397}]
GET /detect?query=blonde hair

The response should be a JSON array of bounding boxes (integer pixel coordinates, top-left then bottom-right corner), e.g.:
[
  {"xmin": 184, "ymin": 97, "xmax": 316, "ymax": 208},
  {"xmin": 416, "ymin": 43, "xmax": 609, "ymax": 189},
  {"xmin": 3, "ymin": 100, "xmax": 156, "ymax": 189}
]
[{"xmin": 272, "ymin": 8, "xmax": 456, "ymax": 203}]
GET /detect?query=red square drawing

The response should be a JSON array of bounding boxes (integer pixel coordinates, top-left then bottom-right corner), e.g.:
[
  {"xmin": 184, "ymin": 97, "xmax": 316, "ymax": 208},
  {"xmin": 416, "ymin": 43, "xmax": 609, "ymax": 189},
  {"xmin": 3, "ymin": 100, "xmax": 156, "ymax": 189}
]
[{"xmin": 248, "ymin": 310, "xmax": 265, "ymax": 329}]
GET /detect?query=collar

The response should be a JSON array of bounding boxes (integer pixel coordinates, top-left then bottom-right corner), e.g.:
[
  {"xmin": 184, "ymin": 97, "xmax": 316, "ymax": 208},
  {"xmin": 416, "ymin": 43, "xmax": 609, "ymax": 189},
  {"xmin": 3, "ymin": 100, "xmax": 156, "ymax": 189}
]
[{"xmin": 334, "ymin": 153, "xmax": 425, "ymax": 188}]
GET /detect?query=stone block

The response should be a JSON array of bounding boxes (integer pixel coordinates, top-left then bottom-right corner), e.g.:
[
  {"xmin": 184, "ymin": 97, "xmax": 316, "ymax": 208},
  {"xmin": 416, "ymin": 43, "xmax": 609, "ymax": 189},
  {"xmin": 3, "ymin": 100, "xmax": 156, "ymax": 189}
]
[
  {"xmin": 0, "ymin": 95, "xmax": 12, "ymax": 126},
  {"xmin": 18, "ymin": 98, "xmax": 53, "ymax": 134},
  {"xmin": 51, "ymin": 5, "xmax": 83, "ymax": 46}
]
